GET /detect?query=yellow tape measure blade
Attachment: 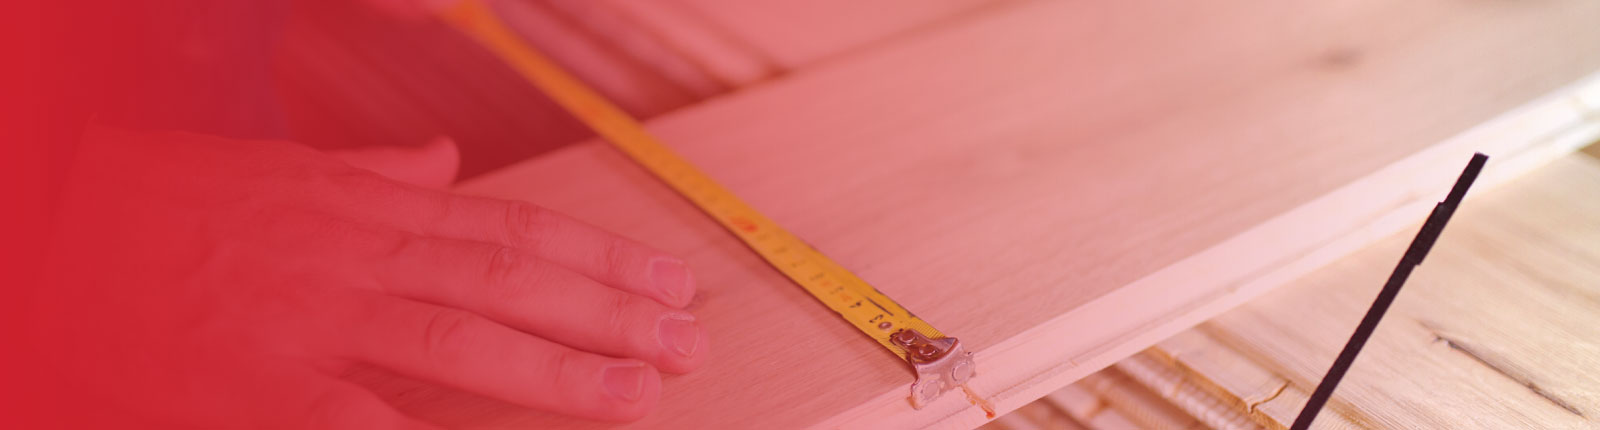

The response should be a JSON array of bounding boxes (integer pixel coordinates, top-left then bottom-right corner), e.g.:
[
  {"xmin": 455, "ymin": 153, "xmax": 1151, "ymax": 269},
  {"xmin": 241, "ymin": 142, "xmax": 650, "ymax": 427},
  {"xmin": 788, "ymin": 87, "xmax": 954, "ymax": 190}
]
[{"xmin": 439, "ymin": 0, "xmax": 979, "ymax": 410}]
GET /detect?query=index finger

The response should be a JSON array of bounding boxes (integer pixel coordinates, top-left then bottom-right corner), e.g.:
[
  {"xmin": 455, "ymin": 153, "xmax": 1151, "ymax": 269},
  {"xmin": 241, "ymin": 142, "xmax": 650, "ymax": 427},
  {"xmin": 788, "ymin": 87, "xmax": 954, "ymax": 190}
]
[
  {"xmin": 444, "ymin": 196, "xmax": 696, "ymax": 308},
  {"xmin": 323, "ymin": 173, "xmax": 695, "ymax": 308}
]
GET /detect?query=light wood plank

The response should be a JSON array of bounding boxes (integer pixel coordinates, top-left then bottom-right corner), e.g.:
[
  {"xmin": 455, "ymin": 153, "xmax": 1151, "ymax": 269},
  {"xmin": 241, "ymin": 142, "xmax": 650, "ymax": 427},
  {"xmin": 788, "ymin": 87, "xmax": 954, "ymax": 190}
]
[
  {"xmin": 372, "ymin": 0, "xmax": 1600, "ymax": 428},
  {"xmin": 1149, "ymin": 154, "xmax": 1600, "ymax": 429},
  {"xmin": 589, "ymin": 0, "xmax": 781, "ymax": 87},
  {"xmin": 489, "ymin": 0, "xmax": 699, "ymax": 117},
  {"xmin": 979, "ymin": 401, "xmax": 1090, "ymax": 430},
  {"xmin": 641, "ymin": 0, "xmax": 1004, "ymax": 76},
  {"xmin": 1075, "ymin": 371, "xmax": 1206, "ymax": 430},
  {"xmin": 1114, "ymin": 351, "xmax": 1265, "ymax": 430},
  {"xmin": 532, "ymin": 0, "xmax": 730, "ymax": 99}
]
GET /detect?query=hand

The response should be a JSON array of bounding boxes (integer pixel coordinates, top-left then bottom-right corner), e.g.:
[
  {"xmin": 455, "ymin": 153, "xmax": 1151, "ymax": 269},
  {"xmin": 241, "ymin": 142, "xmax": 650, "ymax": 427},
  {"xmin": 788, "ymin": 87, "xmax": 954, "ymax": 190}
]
[{"xmin": 24, "ymin": 127, "xmax": 707, "ymax": 428}]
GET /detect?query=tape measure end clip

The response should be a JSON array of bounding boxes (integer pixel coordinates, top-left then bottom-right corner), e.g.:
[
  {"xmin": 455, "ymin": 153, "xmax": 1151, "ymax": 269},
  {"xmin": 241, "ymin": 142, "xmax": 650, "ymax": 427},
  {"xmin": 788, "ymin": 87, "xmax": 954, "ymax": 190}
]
[{"xmin": 893, "ymin": 329, "xmax": 976, "ymax": 409}]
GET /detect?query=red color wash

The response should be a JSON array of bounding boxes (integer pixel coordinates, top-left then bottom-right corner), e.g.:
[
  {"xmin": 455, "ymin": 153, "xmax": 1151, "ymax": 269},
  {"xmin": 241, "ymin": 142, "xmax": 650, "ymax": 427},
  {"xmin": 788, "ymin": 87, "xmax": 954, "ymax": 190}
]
[{"xmin": 10, "ymin": 1, "xmax": 710, "ymax": 428}]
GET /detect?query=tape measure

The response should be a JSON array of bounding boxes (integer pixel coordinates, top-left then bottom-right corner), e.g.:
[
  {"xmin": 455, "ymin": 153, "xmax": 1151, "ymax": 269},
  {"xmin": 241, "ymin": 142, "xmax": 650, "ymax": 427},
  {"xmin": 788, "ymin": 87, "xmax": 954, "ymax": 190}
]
[{"xmin": 440, "ymin": 0, "xmax": 983, "ymax": 411}]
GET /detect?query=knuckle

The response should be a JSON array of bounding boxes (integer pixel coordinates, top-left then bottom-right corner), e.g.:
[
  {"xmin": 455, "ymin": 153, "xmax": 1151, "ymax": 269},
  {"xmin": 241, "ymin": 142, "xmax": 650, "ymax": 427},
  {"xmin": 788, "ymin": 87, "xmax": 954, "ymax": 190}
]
[
  {"xmin": 480, "ymin": 244, "xmax": 550, "ymax": 300},
  {"xmin": 504, "ymin": 202, "xmax": 551, "ymax": 248},
  {"xmin": 543, "ymin": 348, "xmax": 580, "ymax": 392},
  {"xmin": 423, "ymin": 194, "xmax": 456, "ymax": 234},
  {"xmin": 420, "ymin": 309, "xmax": 477, "ymax": 364},
  {"xmin": 480, "ymin": 244, "xmax": 524, "ymax": 287},
  {"xmin": 597, "ymin": 237, "xmax": 633, "ymax": 279},
  {"xmin": 600, "ymin": 293, "xmax": 649, "ymax": 340},
  {"xmin": 326, "ymin": 169, "xmax": 398, "ymax": 203}
]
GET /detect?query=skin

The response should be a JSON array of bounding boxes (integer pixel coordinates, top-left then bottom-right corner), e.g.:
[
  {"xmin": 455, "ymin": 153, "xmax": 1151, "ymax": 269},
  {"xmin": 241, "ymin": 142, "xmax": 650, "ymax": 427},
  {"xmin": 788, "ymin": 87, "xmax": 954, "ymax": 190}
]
[{"xmin": 26, "ymin": 126, "xmax": 708, "ymax": 428}]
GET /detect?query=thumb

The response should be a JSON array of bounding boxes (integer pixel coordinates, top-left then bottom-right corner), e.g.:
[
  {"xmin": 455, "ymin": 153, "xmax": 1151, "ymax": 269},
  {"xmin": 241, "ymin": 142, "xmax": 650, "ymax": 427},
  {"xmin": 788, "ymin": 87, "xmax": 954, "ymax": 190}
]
[{"xmin": 329, "ymin": 137, "xmax": 460, "ymax": 189}]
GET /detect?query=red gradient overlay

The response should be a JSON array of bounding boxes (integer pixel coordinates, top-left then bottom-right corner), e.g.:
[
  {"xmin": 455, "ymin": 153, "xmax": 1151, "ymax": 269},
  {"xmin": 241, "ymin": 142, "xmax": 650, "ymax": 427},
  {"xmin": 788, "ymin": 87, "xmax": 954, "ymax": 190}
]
[{"xmin": 9, "ymin": 0, "xmax": 709, "ymax": 427}]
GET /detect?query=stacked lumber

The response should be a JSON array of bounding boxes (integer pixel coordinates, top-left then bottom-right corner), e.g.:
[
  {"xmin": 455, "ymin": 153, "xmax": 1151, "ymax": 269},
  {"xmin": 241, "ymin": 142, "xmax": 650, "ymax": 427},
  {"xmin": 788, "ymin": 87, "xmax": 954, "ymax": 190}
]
[{"xmin": 999, "ymin": 151, "xmax": 1600, "ymax": 429}]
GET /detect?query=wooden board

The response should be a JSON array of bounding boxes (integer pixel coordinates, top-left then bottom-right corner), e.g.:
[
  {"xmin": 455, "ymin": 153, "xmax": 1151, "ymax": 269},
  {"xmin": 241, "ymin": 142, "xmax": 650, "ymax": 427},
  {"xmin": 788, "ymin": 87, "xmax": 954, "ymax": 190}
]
[
  {"xmin": 1084, "ymin": 153, "xmax": 1600, "ymax": 430},
  {"xmin": 610, "ymin": 0, "xmax": 1004, "ymax": 80},
  {"xmin": 497, "ymin": 0, "xmax": 1019, "ymax": 96},
  {"xmin": 987, "ymin": 149, "xmax": 1600, "ymax": 429},
  {"xmin": 277, "ymin": 0, "xmax": 599, "ymax": 178},
  {"xmin": 365, "ymin": 0, "xmax": 1600, "ymax": 428},
  {"xmin": 276, "ymin": 0, "xmax": 1009, "ymax": 178}
]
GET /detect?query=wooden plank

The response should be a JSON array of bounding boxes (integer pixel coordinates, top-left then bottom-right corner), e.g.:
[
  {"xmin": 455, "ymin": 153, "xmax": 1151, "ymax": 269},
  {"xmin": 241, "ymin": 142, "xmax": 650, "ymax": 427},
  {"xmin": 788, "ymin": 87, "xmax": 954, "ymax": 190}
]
[
  {"xmin": 556, "ymin": 0, "xmax": 1014, "ymax": 89},
  {"xmin": 588, "ymin": 0, "xmax": 781, "ymax": 87},
  {"xmin": 277, "ymin": 0, "xmax": 597, "ymax": 177},
  {"xmin": 1015, "ymin": 384, "xmax": 1150, "ymax": 430},
  {"xmin": 487, "ymin": 0, "xmax": 700, "ymax": 117},
  {"xmin": 1153, "ymin": 330, "xmax": 1312, "ymax": 428},
  {"xmin": 277, "ymin": 0, "xmax": 739, "ymax": 178},
  {"xmin": 623, "ymin": 0, "xmax": 1006, "ymax": 79},
  {"xmin": 371, "ymin": 0, "xmax": 1600, "ymax": 428},
  {"xmin": 1145, "ymin": 154, "xmax": 1600, "ymax": 429},
  {"xmin": 1074, "ymin": 370, "xmax": 1206, "ymax": 430},
  {"xmin": 1114, "ymin": 351, "xmax": 1266, "ymax": 430},
  {"xmin": 534, "ymin": 0, "xmax": 731, "ymax": 99},
  {"xmin": 979, "ymin": 400, "xmax": 1091, "ymax": 430}
]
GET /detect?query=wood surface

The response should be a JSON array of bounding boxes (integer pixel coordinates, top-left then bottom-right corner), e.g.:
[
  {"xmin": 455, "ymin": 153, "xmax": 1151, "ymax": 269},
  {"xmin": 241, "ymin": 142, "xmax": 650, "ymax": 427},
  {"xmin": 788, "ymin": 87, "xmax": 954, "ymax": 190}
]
[
  {"xmin": 277, "ymin": 0, "xmax": 1003, "ymax": 178},
  {"xmin": 277, "ymin": 0, "xmax": 595, "ymax": 177},
  {"xmin": 988, "ymin": 371, "xmax": 1253, "ymax": 430},
  {"xmin": 605, "ymin": 0, "xmax": 1004, "ymax": 82},
  {"xmin": 1139, "ymin": 153, "xmax": 1600, "ymax": 430},
  {"xmin": 988, "ymin": 150, "xmax": 1600, "ymax": 430},
  {"xmin": 355, "ymin": 0, "xmax": 1600, "ymax": 428}
]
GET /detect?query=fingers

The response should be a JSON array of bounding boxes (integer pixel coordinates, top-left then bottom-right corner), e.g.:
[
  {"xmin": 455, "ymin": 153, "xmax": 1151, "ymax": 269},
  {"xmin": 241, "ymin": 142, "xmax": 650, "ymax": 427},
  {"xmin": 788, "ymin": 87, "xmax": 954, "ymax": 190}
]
[
  {"xmin": 311, "ymin": 170, "xmax": 694, "ymax": 309},
  {"xmin": 375, "ymin": 235, "xmax": 708, "ymax": 374},
  {"xmin": 330, "ymin": 290, "xmax": 662, "ymax": 422},
  {"xmin": 328, "ymin": 137, "xmax": 459, "ymax": 189},
  {"xmin": 435, "ymin": 198, "xmax": 696, "ymax": 308}
]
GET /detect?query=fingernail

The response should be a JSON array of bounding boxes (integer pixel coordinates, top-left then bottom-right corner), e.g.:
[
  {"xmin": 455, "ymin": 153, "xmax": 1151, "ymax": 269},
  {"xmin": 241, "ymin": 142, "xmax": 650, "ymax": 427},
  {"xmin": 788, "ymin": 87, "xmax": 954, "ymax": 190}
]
[
  {"xmin": 650, "ymin": 258, "xmax": 693, "ymax": 305},
  {"xmin": 658, "ymin": 315, "xmax": 700, "ymax": 357},
  {"xmin": 602, "ymin": 363, "xmax": 647, "ymax": 402}
]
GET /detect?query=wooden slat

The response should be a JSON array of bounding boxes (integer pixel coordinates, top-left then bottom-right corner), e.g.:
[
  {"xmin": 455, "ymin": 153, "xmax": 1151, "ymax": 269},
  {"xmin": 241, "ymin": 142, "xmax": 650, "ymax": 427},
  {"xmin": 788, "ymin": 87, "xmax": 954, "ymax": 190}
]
[
  {"xmin": 1075, "ymin": 370, "xmax": 1206, "ymax": 430},
  {"xmin": 1036, "ymin": 384, "xmax": 1147, "ymax": 430},
  {"xmin": 1114, "ymin": 351, "xmax": 1264, "ymax": 430},
  {"xmin": 980, "ymin": 401, "xmax": 1091, "ymax": 430},
  {"xmin": 366, "ymin": 0, "xmax": 1600, "ymax": 428}
]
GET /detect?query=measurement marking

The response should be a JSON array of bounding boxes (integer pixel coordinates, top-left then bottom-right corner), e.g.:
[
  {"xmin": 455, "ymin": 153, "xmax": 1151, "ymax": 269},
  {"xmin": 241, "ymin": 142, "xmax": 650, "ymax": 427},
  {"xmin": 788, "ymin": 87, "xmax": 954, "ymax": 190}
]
[
  {"xmin": 437, "ymin": 0, "xmax": 974, "ymax": 407},
  {"xmin": 864, "ymin": 296, "xmax": 896, "ymax": 317}
]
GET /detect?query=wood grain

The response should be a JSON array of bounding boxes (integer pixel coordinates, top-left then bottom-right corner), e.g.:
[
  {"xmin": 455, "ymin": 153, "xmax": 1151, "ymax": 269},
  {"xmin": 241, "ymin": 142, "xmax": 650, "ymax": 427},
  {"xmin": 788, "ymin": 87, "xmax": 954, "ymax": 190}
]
[
  {"xmin": 1142, "ymin": 154, "xmax": 1600, "ymax": 429},
  {"xmin": 277, "ymin": 0, "xmax": 597, "ymax": 178},
  {"xmin": 362, "ymin": 0, "xmax": 1600, "ymax": 428},
  {"xmin": 276, "ymin": 0, "xmax": 1007, "ymax": 178},
  {"xmin": 606, "ymin": 0, "xmax": 1008, "ymax": 84}
]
